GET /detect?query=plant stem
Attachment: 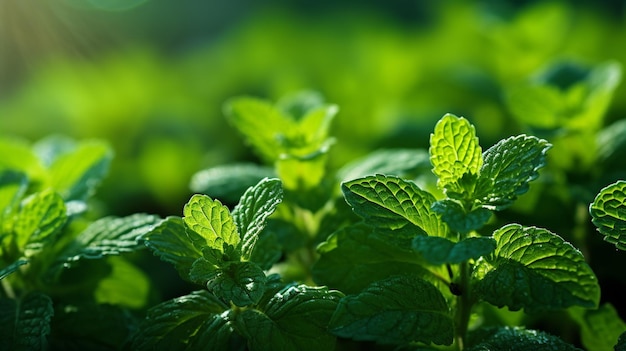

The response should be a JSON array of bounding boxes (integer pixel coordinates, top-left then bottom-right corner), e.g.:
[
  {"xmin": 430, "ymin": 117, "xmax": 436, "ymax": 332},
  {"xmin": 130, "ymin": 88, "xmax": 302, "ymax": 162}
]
[{"xmin": 455, "ymin": 260, "xmax": 472, "ymax": 351}]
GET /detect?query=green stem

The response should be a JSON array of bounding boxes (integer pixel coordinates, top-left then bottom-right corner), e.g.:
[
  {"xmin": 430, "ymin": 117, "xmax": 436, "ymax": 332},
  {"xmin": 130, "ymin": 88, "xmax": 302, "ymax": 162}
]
[{"xmin": 455, "ymin": 261, "xmax": 472, "ymax": 351}]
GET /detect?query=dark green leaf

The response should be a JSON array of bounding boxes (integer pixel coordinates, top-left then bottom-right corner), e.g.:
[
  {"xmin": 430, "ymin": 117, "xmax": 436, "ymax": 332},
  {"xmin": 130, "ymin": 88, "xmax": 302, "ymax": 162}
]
[
  {"xmin": 248, "ymin": 229, "xmax": 282, "ymax": 271},
  {"xmin": 0, "ymin": 292, "xmax": 54, "ymax": 351},
  {"xmin": 342, "ymin": 175, "xmax": 449, "ymax": 237},
  {"xmin": 231, "ymin": 178, "xmax": 282, "ymax": 261},
  {"xmin": 329, "ymin": 274, "xmax": 454, "ymax": 345},
  {"xmin": 142, "ymin": 216, "xmax": 201, "ymax": 281},
  {"xmin": 14, "ymin": 189, "xmax": 67, "ymax": 255},
  {"xmin": 429, "ymin": 114, "xmax": 482, "ymax": 193},
  {"xmin": 616, "ymin": 331, "xmax": 626, "ymax": 351},
  {"xmin": 590, "ymin": 180, "xmax": 626, "ymax": 250},
  {"xmin": 133, "ymin": 290, "xmax": 234, "ymax": 351},
  {"xmin": 432, "ymin": 199, "xmax": 492, "ymax": 233},
  {"xmin": 412, "ymin": 236, "xmax": 496, "ymax": 265},
  {"xmin": 183, "ymin": 194, "xmax": 240, "ymax": 254},
  {"xmin": 202, "ymin": 261, "xmax": 267, "ymax": 307},
  {"xmin": 0, "ymin": 259, "xmax": 28, "ymax": 280},
  {"xmin": 0, "ymin": 170, "xmax": 28, "ymax": 221},
  {"xmin": 475, "ymin": 135, "xmax": 551, "ymax": 210},
  {"xmin": 54, "ymin": 214, "xmax": 161, "ymax": 270},
  {"xmin": 569, "ymin": 304, "xmax": 626, "ymax": 351},
  {"xmin": 337, "ymin": 148, "xmax": 432, "ymax": 182},
  {"xmin": 467, "ymin": 326, "xmax": 582, "ymax": 351},
  {"xmin": 473, "ymin": 224, "xmax": 599, "ymax": 313},
  {"xmin": 313, "ymin": 223, "xmax": 433, "ymax": 294},
  {"xmin": 235, "ymin": 285, "xmax": 343, "ymax": 351},
  {"xmin": 189, "ymin": 163, "xmax": 276, "ymax": 204}
]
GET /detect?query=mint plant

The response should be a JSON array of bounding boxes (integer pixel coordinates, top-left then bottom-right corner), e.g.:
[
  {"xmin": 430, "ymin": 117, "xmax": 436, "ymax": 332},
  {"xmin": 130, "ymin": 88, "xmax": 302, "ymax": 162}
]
[{"xmin": 0, "ymin": 136, "xmax": 160, "ymax": 350}]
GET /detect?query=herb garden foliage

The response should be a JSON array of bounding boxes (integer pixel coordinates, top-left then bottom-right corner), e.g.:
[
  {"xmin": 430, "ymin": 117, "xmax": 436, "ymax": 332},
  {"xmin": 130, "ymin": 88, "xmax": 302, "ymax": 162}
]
[
  {"xmin": 0, "ymin": 136, "xmax": 161, "ymax": 350},
  {"xmin": 133, "ymin": 93, "xmax": 604, "ymax": 351}
]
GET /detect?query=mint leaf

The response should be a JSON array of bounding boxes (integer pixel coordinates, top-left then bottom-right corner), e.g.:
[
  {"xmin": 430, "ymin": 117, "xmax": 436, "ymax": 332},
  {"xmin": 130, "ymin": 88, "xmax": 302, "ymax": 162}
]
[
  {"xmin": 338, "ymin": 148, "xmax": 432, "ymax": 182},
  {"xmin": 189, "ymin": 163, "xmax": 276, "ymax": 203},
  {"xmin": 475, "ymin": 135, "xmax": 551, "ymax": 210},
  {"xmin": 231, "ymin": 178, "xmax": 282, "ymax": 262},
  {"xmin": 196, "ymin": 261, "xmax": 267, "ymax": 307},
  {"xmin": 54, "ymin": 213, "xmax": 161, "ymax": 270},
  {"xmin": 570, "ymin": 304, "xmax": 626, "ymax": 351},
  {"xmin": 590, "ymin": 180, "xmax": 626, "ymax": 250},
  {"xmin": 342, "ymin": 175, "xmax": 449, "ymax": 237},
  {"xmin": 0, "ymin": 170, "xmax": 28, "ymax": 221},
  {"xmin": 617, "ymin": 331, "xmax": 626, "ymax": 351},
  {"xmin": 183, "ymin": 194, "xmax": 240, "ymax": 256},
  {"xmin": 14, "ymin": 189, "xmax": 67, "ymax": 256},
  {"xmin": 329, "ymin": 274, "xmax": 454, "ymax": 346},
  {"xmin": 473, "ymin": 224, "xmax": 600, "ymax": 313},
  {"xmin": 313, "ymin": 224, "xmax": 432, "ymax": 294},
  {"xmin": 432, "ymin": 199, "xmax": 492, "ymax": 233},
  {"xmin": 142, "ymin": 216, "xmax": 201, "ymax": 281},
  {"xmin": 94, "ymin": 256, "xmax": 151, "ymax": 309},
  {"xmin": 412, "ymin": 236, "xmax": 496, "ymax": 265},
  {"xmin": 429, "ymin": 114, "xmax": 482, "ymax": 194},
  {"xmin": 0, "ymin": 259, "xmax": 28, "ymax": 280},
  {"xmin": 0, "ymin": 292, "xmax": 54, "ymax": 351},
  {"xmin": 37, "ymin": 138, "xmax": 112, "ymax": 202},
  {"xmin": 235, "ymin": 285, "xmax": 342, "ymax": 351},
  {"xmin": 133, "ymin": 290, "xmax": 237, "ymax": 351},
  {"xmin": 0, "ymin": 138, "xmax": 45, "ymax": 181},
  {"xmin": 467, "ymin": 326, "xmax": 582, "ymax": 351}
]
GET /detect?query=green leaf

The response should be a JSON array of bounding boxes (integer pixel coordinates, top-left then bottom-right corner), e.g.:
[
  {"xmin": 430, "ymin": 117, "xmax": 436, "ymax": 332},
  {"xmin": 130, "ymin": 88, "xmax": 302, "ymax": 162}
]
[
  {"xmin": 14, "ymin": 189, "xmax": 67, "ymax": 255},
  {"xmin": 590, "ymin": 180, "xmax": 626, "ymax": 250},
  {"xmin": 0, "ymin": 170, "xmax": 28, "ymax": 221},
  {"xmin": 133, "ymin": 290, "xmax": 238, "ymax": 351},
  {"xmin": 231, "ymin": 178, "xmax": 282, "ymax": 261},
  {"xmin": 412, "ymin": 236, "xmax": 496, "ymax": 265},
  {"xmin": 0, "ymin": 292, "xmax": 54, "ymax": 351},
  {"xmin": 0, "ymin": 259, "xmax": 28, "ymax": 280},
  {"xmin": 570, "ymin": 304, "xmax": 626, "ymax": 351},
  {"xmin": 194, "ymin": 260, "xmax": 267, "ymax": 307},
  {"xmin": 342, "ymin": 175, "xmax": 449, "ymax": 237},
  {"xmin": 235, "ymin": 285, "xmax": 343, "ymax": 351},
  {"xmin": 467, "ymin": 326, "xmax": 582, "ymax": 351},
  {"xmin": 329, "ymin": 274, "xmax": 454, "ymax": 346},
  {"xmin": 224, "ymin": 97, "xmax": 289, "ymax": 162},
  {"xmin": 473, "ymin": 224, "xmax": 600, "ymax": 313},
  {"xmin": 94, "ymin": 256, "xmax": 151, "ymax": 309},
  {"xmin": 189, "ymin": 163, "xmax": 276, "ymax": 204},
  {"xmin": 616, "ymin": 331, "xmax": 626, "ymax": 351},
  {"xmin": 142, "ymin": 216, "xmax": 201, "ymax": 281},
  {"xmin": 475, "ymin": 135, "xmax": 551, "ymax": 210},
  {"xmin": 54, "ymin": 213, "xmax": 161, "ymax": 270},
  {"xmin": 183, "ymin": 194, "xmax": 240, "ymax": 255},
  {"xmin": 432, "ymin": 199, "xmax": 492, "ymax": 233},
  {"xmin": 429, "ymin": 114, "xmax": 482, "ymax": 193},
  {"xmin": 313, "ymin": 223, "xmax": 434, "ymax": 294},
  {"xmin": 0, "ymin": 138, "xmax": 45, "ymax": 183},
  {"xmin": 337, "ymin": 148, "xmax": 432, "ymax": 183},
  {"xmin": 40, "ymin": 138, "xmax": 113, "ymax": 202}
]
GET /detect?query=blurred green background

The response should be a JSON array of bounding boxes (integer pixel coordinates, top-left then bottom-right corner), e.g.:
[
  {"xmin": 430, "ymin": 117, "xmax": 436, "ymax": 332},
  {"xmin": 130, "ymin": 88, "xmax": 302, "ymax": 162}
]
[
  {"xmin": 2, "ymin": 0, "xmax": 626, "ymax": 330},
  {"xmin": 2, "ymin": 0, "xmax": 624, "ymax": 217}
]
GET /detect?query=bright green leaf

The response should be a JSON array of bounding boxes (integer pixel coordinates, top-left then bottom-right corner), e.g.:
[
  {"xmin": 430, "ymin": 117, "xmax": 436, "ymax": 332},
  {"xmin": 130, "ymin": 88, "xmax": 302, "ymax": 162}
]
[
  {"xmin": 0, "ymin": 259, "xmax": 28, "ymax": 280},
  {"xmin": 473, "ymin": 224, "xmax": 600, "ymax": 313},
  {"xmin": 94, "ymin": 256, "xmax": 151, "ymax": 309},
  {"xmin": 142, "ymin": 216, "xmax": 201, "ymax": 281},
  {"xmin": 313, "ymin": 223, "xmax": 432, "ymax": 294},
  {"xmin": 231, "ymin": 178, "xmax": 282, "ymax": 261},
  {"xmin": 429, "ymin": 114, "xmax": 482, "ymax": 193},
  {"xmin": 467, "ymin": 326, "xmax": 582, "ymax": 351},
  {"xmin": 189, "ymin": 164, "xmax": 276, "ymax": 204},
  {"xmin": 570, "ymin": 303, "xmax": 626, "ymax": 351},
  {"xmin": 54, "ymin": 213, "xmax": 161, "ymax": 270},
  {"xmin": 183, "ymin": 194, "xmax": 240, "ymax": 256},
  {"xmin": 14, "ymin": 189, "xmax": 67, "ymax": 255},
  {"xmin": 329, "ymin": 274, "xmax": 454, "ymax": 345},
  {"xmin": 0, "ymin": 292, "xmax": 54, "ymax": 351},
  {"xmin": 0, "ymin": 170, "xmax": 28, "ymax": 220},
  {"xmin": 342, "ymin": 175, "xmax": 449, "ymax": 237},
  {"xmin": 202, "ymin": 261, "xmax": 267, "ymax": 307},
  {"xmin": 590, "ymin": 180, "xmax": 626, "ymax": 250},
  {"xmin": 133, "ymin": 290, "xmax": 237, "ymax": 351},
  {"xmin": 338, "ymin": 149, "xmax": 432, "ymax": 183},
  {"xmin": 235, "ymin": 285, "xmax": 343, "ymax": 351},
  {"xmin": 432, "ymin": 199, "xmax": 492, "ymax": 233},
  {"xmin": 475, "ymin": 135, "xmax": 550, "ymax": 210},
  {"xmin": 412, "ymin": 236, "xmax": 496, "ymax": 265},
  {"xmin": 0, "ymin": 138, "xmax": 45, "ymax": 183}
]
